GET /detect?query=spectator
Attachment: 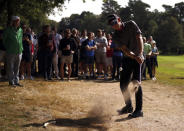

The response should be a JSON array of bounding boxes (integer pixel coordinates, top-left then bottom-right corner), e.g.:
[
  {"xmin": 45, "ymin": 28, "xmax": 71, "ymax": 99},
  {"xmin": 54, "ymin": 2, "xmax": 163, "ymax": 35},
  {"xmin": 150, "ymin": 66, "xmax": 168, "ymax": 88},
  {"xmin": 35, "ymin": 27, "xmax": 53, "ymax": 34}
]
[
  {"xmin": 111, "ymin": 41, "xmax": 123, "ymax": 80},
  {"xmin": 150, "ymin": 41, "xmax": 159, "ymax": 80},
  {"xmin": 3, "ymin": 16, "xmax": 23, "ymax": 87},
  {"xmin": 20, "ymin": 26, "xmax": 33, "ymax": 80},
  {"xmin": 38, "ymin": 25, "xmax": 55, "ymax": 80},
  {"xmin": 59, "ymin": 29, "xmax": 77, "ymax": 81},
  {"xmin": 83, "ymin": 32, "xmax": 97, "ymax": 79},
  {"xmin": 141, "ymin": 37, "xmax": 152, "ymax": 80},
  {"xmin": 79, "ymin": 30, "xmax": 87, "ymax": 79},
  {"xmin": 71, "ymin": 28, "xmax": 80, "ymax": 77},
  {"xmin": 31, "ymin": 31, "xmax": 38, "ymax": 76},
  {"xmin": 52, "ymin": 27, "xmax": 62, "ymax": 79},
  {"xmin": 94, "ymin": 29, "xmax": 108, "ymax": 79},
  {"xmin": 106, "ymin": 33, "xmax": 113, "ymax": 79}
]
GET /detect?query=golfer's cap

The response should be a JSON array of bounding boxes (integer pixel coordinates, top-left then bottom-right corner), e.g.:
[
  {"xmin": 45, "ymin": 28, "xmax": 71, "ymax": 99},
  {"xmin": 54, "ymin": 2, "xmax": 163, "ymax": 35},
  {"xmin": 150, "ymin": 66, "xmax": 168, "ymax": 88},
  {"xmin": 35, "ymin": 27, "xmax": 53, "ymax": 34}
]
[
  {"xmin": 107, "ymin": 14, "xmax": 119, "ymax": 25},
  {"xmin": 11, "ymin": 16, "xmax": 20, "ymax": 21}
]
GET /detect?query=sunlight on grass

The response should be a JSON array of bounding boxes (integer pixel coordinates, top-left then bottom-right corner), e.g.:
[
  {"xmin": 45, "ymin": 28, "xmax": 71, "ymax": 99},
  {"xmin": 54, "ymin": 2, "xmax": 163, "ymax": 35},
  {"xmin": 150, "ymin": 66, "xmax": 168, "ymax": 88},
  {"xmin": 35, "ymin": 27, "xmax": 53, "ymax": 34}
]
[{"xmin": 157, "ymin": 55, "xmax": 184, "ymax": 87}]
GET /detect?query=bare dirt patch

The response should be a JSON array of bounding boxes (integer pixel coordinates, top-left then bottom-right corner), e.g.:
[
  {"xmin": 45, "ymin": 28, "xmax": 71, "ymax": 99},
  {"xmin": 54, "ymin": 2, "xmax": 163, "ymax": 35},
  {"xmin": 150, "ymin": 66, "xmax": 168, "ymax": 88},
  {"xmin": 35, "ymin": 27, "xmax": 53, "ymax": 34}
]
[{"xmin": 0, "ymin": 78, "xmax": 184, "ymax": 131}]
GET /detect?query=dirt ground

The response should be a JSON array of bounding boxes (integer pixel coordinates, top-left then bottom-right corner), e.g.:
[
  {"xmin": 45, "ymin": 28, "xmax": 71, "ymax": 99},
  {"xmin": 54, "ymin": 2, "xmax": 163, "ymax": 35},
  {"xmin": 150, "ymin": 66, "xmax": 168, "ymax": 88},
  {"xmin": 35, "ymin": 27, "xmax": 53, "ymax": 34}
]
[{"xmin": 0, "ymin": 78, "xmax": 184, "ymax": 131}]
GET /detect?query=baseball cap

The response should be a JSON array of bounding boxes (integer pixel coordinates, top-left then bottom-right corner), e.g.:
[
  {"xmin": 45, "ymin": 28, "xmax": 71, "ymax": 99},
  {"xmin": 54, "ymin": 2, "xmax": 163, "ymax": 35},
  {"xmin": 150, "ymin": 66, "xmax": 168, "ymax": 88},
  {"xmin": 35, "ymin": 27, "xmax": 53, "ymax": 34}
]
[
  {"xmin": 107, "ymin": 14, "xmax": 119, "ymax": 26},
  {"xmin": 11, "ymin": 16, "xmax": 20, "ymax": 21}
]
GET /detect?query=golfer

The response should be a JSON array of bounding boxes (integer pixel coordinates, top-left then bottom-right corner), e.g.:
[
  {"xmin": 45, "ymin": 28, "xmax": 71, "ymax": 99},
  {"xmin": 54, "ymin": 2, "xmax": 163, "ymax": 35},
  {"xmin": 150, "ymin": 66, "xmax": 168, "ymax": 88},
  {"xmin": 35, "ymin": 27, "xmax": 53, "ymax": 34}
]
[{"xmin": 108, "ymin": 14, "xmax": 144, "ymax": 118}]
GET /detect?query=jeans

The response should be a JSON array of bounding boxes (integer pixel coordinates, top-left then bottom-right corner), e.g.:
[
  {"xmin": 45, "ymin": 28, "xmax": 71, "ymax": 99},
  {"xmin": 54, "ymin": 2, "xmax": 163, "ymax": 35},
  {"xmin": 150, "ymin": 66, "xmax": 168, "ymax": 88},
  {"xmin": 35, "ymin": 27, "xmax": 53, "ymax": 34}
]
[{"xmin": 6, "ymin": 53, "xmax": 22, "ymax": 84}]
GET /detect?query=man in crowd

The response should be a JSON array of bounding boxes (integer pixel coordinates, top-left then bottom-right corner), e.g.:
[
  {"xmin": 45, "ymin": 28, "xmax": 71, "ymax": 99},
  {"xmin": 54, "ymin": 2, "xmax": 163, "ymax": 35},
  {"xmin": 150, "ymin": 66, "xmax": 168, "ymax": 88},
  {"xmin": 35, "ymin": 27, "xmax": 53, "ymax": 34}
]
[
  {"xmin": 59, "ymin": 29, "xmax": 77, "ymax": 81},
  {"xmin": 142, "ymin": 37, "xmax": 152, "ymax": 80},
  {"xmin": 3, "ymin": 16, "xmax": 23, "ymax": 87},
  {"xmin": 38, "ymin": 25, "xmax": 55, "ymax": 80},
  {"xmin": 94, "ymin": 29, "xmax": 108, "ymax": 79}
]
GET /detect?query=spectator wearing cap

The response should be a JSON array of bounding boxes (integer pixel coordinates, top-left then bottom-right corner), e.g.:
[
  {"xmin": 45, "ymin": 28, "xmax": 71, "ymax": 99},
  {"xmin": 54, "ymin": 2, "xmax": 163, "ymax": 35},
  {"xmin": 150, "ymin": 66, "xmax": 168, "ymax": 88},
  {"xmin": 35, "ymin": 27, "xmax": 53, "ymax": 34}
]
[
  {"xmin": 150, "ymin": 41, "xmax": 159, "ymax": 81},
  {"xmin": 107, "ymin": 14, "xmax": 144, "ymax": 118},
  {"xmin": 3, "ymin": 16, "xmax": 23, "ymax": 87}
]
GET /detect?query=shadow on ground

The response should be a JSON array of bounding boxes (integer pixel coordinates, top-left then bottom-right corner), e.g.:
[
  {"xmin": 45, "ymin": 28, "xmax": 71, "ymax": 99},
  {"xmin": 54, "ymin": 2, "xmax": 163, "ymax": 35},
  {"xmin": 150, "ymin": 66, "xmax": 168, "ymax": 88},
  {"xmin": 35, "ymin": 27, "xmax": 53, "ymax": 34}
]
[{"xmin": 23, "ymin": 117, "xmax": 107, "ymax": 131}]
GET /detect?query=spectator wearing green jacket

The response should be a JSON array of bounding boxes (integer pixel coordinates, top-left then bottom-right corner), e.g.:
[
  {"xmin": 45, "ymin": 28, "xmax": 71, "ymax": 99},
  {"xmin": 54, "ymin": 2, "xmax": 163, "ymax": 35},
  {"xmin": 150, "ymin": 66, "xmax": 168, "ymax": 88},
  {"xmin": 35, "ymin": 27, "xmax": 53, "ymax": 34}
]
[{"xmin": 3, "ymin": 16, "xmax": 23, "ymax": 87}]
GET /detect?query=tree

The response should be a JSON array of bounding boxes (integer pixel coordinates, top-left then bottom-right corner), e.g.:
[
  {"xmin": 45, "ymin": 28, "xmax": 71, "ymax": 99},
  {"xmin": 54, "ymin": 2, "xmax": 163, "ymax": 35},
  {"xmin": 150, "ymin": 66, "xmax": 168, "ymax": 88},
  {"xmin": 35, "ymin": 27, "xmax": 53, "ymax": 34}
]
[
  {"xmin": 101, "ymin": 0, "xmax": 121, "ymax": 16},
  {"xmin": 128, "ymin": 0, "xmax": 151, "ymax": 33},
  {"xmin": 0, "ymin": 0, "xmax": 66, "ymax": 25},
  {"xmin": 156, "ymin": 17, "xmax": 184, "ymax": 54},
  {"xmin": 174, "ymin": 2, "xmax": 184, "ymax": 24}
]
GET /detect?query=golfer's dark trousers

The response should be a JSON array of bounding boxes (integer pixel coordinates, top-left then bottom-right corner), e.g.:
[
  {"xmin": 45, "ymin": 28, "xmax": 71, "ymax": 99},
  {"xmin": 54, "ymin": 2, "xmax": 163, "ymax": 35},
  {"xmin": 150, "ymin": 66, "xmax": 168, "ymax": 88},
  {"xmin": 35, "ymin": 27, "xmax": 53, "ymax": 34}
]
[{"xmin": 120, "ymin": 57, "xmax": 143, "ymax": 111}]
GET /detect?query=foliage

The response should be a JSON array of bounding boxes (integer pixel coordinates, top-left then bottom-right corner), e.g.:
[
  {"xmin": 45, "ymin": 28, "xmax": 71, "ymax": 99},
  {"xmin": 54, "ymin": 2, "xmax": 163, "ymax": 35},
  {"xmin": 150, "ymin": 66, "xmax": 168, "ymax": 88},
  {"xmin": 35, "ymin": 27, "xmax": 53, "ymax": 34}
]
[
  {"xmin": 0, "ymin": 0, "xmax": 67, "ymax": 32},
  {"xmin": 156, "ymin": 17, "xmax": 184, "ymax": 54}
]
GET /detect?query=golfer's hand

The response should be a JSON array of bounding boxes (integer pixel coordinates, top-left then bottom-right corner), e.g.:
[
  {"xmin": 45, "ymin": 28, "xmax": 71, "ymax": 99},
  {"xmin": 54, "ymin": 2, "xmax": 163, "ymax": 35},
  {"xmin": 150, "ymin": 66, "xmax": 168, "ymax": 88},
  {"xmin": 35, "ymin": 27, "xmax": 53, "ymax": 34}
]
[{"xmin": 135, "ymin": 56, "xmax": 144, "ymax": 64}]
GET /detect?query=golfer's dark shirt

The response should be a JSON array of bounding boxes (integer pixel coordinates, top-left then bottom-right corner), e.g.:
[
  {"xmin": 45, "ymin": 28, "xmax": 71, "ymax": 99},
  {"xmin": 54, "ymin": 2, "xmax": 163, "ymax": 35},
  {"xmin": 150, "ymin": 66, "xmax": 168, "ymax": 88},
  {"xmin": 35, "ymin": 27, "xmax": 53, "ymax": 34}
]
[{"xmin": 112, "ymin": 20, "xmax": 142, "ymax": 56}]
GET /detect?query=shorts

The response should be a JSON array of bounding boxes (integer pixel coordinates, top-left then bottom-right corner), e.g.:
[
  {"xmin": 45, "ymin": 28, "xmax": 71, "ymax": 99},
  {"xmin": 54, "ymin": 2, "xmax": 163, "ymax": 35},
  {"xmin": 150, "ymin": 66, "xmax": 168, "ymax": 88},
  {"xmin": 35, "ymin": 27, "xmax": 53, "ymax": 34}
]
[
  {"xmin": 95, "ymin": 52, "xmax": 106, "ymax": 65},
  {"xmin": 61, "ymin": 55, "xmax": 73, "ymax": 64},
  {"xmin": 85, "ymin": 56, "xmax": 94, "ymax": 65},
  {"xmin": 106, "ymin": 57, "xmax": 112, "ymax": 66}
]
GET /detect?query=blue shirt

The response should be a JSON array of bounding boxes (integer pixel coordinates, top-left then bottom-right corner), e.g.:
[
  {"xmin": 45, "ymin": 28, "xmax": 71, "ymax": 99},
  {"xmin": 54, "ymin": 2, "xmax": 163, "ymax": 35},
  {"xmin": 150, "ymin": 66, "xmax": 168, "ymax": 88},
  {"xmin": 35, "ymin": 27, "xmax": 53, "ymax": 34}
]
[
  {"xmin": 86, "ymin": 39, "xmax": 95, "ymax": 56},
  {"xmin": 111, "ymin": 42, "xmax": 123, "ymax": 56}
]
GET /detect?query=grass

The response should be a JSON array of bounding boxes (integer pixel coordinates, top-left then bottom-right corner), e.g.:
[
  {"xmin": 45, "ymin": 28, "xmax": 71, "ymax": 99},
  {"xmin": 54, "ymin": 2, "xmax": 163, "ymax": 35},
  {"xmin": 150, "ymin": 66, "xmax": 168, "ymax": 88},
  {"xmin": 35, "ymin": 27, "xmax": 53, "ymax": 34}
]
[{"xmin": 156, "ymin": 55, "xmax": 184, "ymax": 87}]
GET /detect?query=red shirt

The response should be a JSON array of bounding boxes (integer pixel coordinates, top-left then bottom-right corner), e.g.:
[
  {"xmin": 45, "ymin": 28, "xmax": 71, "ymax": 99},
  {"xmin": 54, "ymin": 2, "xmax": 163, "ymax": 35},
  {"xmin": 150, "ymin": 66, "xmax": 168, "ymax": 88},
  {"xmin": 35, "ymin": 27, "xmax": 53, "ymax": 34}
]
[{"xmin": 106, "ymin": 40, "xmax": 113, "ymax": 57}]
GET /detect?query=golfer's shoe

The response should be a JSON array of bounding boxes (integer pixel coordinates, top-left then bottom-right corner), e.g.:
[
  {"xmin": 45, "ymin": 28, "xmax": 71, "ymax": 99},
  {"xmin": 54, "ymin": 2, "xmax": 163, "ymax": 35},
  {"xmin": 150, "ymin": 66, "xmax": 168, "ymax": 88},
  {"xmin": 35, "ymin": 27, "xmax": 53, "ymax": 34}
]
[
  {"xmin": 117, "ymin": 106, "xmax": 133, "ymax": 115},
  {"xmin": 128, "ymin": 110, "xmax": 143, "ymax": 118}
]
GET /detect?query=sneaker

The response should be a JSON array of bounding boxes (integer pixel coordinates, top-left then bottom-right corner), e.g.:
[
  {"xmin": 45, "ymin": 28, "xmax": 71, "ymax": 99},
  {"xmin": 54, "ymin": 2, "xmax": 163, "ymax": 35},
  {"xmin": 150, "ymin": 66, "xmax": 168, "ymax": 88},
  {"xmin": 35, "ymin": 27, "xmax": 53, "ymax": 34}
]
[
  {"xmin": 152, "ymin": 77, "xmax": 156, "ymax": 81},
  {"xmin": 97, "ymin": 75, "xmax": 102, "ymax": 79},
  {"xmin": 27, "ymin": 76, "xmax": 34, "ymax": 80},
  {"xmin": 90, "ymin": 73, "xmax": 93, "ymax": 78},
  {"xmin": 56, "ymin": 76, "xmax": 61, "ymax": 80},
  {"xmin": 60, "ymin": 78, "xmax": 64, "ymax": 81},
  {"xmin": 20, "ymin": 75, "xmax": 24, "ymax": 80},
  {"xmin": 117, "ymin": 106, "xmax": 133, "ymax": 115},
  {"xmin": 104, "ymin": 74, "xmax": 108, "ymax": 80},
  {"xmin": 128, "ymin": 110, "xmax": 143, "ymax": 118},
  {"xmin": 142, "ymin": 77, "xmax": 146, "ymax": 80},
  {"xmin": 67, "ymin": 78, "xmax": 71, "ymax": 81},
  {"xmin": 15, "ymin": 83, "xmax": 23, "ymax": 87}
]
